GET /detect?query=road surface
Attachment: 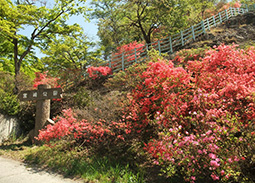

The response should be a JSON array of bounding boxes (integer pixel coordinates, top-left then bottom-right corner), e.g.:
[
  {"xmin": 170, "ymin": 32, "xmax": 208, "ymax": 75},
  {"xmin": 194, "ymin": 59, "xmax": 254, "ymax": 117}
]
[{"xmin": 0, "ymin": 156, "xmax": 83, "ymax": 183}]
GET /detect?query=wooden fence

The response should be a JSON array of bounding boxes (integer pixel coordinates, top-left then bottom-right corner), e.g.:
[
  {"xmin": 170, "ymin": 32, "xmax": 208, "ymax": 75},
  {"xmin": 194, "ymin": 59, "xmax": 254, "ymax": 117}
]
[{"xmin": 103, "ymin": 4, "xmax": 255, "ymax": 73}]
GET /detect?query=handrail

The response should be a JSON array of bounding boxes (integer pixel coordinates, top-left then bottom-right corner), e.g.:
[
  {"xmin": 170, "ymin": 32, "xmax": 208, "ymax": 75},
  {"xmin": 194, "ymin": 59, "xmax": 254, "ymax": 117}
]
[{"xmin": 103, "ymin": 4, "xmax": 255, "ymax": 73}]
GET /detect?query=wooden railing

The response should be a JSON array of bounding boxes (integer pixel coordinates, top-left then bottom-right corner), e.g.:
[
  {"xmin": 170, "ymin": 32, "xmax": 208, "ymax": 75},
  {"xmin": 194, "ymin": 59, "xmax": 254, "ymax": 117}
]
[{"xmin": 103, "ymin": 4, "xmax": 255, "ymax": 73}]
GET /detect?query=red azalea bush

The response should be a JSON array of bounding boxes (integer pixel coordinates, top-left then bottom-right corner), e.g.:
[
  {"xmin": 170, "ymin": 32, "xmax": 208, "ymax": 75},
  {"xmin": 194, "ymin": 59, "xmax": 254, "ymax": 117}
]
[
  {"xmin": 111, "ymin": 41, "xmax": 145, "ymax": 70},
  {"xmin": 87, "ymin": 66, "xmax": 112, "ymax": 79},
  {"xmin": 33, "ymin": 71, "xmax": 60, "ymax": 88},
  {"xmin": 37, "ymin": 108, "xmax": 127, "ymax": 146},
  {"xmin": 172, "ymin": 46, "xmax": 209, "ymax": 67},
  {"xmin": 123, "ymin": 44, "xmax": 255, "ymax": 182},
  {"xmin": 37, "ymin": 44, "xmax": 255, "ymax": 182}
]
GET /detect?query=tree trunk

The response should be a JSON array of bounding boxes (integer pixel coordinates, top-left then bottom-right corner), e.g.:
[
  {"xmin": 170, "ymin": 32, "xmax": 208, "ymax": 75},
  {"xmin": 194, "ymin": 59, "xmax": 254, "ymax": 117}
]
[{"xmin": 13, "ymin": 36, "xmax": 20, "ymax": 94}]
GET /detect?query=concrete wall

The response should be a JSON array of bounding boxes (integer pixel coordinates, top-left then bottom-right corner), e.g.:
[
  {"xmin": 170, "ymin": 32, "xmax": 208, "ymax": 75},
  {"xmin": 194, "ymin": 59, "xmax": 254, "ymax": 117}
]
[{"xmin": 0, "ymin": 113, "xmax": 20, "ymax": 143}]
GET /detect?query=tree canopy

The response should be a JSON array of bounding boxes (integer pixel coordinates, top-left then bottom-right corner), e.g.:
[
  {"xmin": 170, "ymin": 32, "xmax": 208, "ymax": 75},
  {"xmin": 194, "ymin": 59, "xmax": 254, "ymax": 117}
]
[
  {"xmin": 90, "ymin": 0, "xmax": 222, "ymax": 59},
  {"xmin": 0, "ymin": 0, "xmax": 88, "ymax": 91}
]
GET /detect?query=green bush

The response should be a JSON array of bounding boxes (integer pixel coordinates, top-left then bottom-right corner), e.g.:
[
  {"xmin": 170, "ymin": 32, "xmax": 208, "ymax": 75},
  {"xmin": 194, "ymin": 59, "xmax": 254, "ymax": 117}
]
[
  {"xmin": 0, "ymin": 71, "xmax": 20, "ymax": 115},
  {"xmin": 0, "ymin": 94, "xmax": 20, "ymax": 116},
  {"xmin": 73, "ymin": 87, "xmax": 93, "ymax": 108}
]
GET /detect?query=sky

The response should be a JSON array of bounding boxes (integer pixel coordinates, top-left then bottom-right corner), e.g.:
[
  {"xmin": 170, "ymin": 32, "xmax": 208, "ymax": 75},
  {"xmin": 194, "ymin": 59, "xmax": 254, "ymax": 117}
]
[{"xmin": 18, "ymin": 0, "xmax": 99, "ymax": 58}]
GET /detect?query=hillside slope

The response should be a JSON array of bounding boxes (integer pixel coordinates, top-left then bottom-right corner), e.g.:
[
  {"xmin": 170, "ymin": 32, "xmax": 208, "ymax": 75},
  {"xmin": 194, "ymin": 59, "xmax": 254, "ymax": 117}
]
[{"xmin": 183, "ymin": 11, "xmax": 255, "ymax": 49}]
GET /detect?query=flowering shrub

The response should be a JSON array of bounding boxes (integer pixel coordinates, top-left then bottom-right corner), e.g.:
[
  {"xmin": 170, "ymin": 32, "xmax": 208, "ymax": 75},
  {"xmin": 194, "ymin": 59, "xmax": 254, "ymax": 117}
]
[
  {"xmin": 123, "ymin": 44, "xmax": 255, "ymax": 182},
  {"xmin": 37, "ymin": 108, "xmax": 127, "ymax": 146},
  {"xmin": 172, "ymin": 46, "xmax": 209, "ymax": 68},
  {"xmin": 87, "ymin": 66, "xmax": 112, "ymax": 79},
  {"xmin": 37, "ymin": 44, "xmax": 254, "ymax": 182},
  {"xmin": 33, "ymin": 71, "xmax": 60, "ymax": 88},
  {"xmin": 110, "ymin": 41, "xmax": 145, "ymax": 70}
]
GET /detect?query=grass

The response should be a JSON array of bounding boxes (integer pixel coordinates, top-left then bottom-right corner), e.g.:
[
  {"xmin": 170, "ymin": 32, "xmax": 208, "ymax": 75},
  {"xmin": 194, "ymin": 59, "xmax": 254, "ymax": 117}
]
[{"xmin": 0, "ymin": 137, "xmax": 145, "ymax": 183}]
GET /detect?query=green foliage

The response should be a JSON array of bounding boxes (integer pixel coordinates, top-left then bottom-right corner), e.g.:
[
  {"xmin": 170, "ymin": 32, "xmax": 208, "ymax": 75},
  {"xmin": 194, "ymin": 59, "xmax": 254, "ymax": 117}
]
[
  {"xmin": 0, "ymin": 71, "xmax": 36, "ymax": 132},
  {"xmin": 172, "ymin": 45, "xmax": 210, "ymax": 68},
  {"xmin": 241, "ymin": 0, "xmax": 255, "ymax": 5},
  {"xmin": 24, "ymin": 141, "xmax": 145, "ymax": 183},
  {"xmin": 0, "ymin": 94, "xmax": 20, "ymax": 116},
  {"xmin": 187, "ymin": 0, "xmax": 217, "ymax": 24},
  {"xmin": 0, "ymin": 0, "xmax": 89, "ymax": 87},
  {"xmin": 41, "ymin": 31, "xmax": 102, "ymax": 75},
  {"xmin": 105, "ymin": 49, "xmax": 165, "ymax": 92},
  {"xmin": 91, "ymin": 0, "xmax": 191, "ymax": 58},
  {"xmin": 0, "ymin": 71, "xmax": 20, "ymax": 115},
  {"xmin": 73, "ymin": 87, "xmax": 93, "ymax": 108},
  {"xmin": 18, "ymin": 102, "xmax": 36, "ymax": 133}
]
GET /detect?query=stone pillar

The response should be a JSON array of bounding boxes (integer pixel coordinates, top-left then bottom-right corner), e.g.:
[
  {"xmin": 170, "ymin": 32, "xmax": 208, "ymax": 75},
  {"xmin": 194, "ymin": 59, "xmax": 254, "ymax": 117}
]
[{"xmin": 34, "ymin": 84, "xmax": 50, "ymax": 143}]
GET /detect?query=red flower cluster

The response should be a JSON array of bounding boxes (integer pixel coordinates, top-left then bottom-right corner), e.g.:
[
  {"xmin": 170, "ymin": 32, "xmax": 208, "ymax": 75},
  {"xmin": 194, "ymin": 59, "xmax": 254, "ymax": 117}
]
[
  {"xmin": 111, "ymin": 41, "xmax": 145, "ymax": 70},
  {"xmin": 37, "ymin": 44, "xmax": 254, "ymax": 182},
  {"xmin": 87, "ymin": 66, "xmax": 112, "ymax": 79},
  {"xmin": 33, "ymin": 71, "xmax": 60, "ymax": 88},
  {"xmin": 123, "ymin": 44, "xmax": 255, "ymax": 182},
  {"xmin": 36, "ymin": 108, "xmax": 127, "ymax": 146}
]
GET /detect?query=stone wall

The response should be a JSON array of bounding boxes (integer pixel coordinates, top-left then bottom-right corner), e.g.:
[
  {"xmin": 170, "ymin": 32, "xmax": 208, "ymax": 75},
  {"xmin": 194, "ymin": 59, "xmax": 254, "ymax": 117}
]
[{"xmin": 0, "ymin": 113, "xmax": 20, "ymax": 143}]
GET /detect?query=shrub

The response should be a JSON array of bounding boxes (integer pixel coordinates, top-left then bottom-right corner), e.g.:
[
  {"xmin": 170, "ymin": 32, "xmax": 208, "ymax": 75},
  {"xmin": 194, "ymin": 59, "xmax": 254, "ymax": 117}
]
[
  {"xmin": 172, "ymin": 46, "xmax": 209, "ymax": 68},
  {"xmin": 87, "ymin": 66, "xmax": 112, "ymax": 79},
  {"xmin": 123, "ymin": 44, "xmax": 255, "ymax": 182},
  {"xmin": 36, "ymin": 108, "xmax": 127, "ymax": 149},
  {"xmin": 0, "ymin": 71, "xmax": 20, "ymax": 115},
  {"xmin": 110, "ymin": 41, "xmax": 145, "ymax": 71},
  {"xmin": 36, "ymin": 44, "xmax": 255, "ymax": 182},
  {"xmin": 33, "ymin": 71, "xmax": 60, "ymax": 88}
]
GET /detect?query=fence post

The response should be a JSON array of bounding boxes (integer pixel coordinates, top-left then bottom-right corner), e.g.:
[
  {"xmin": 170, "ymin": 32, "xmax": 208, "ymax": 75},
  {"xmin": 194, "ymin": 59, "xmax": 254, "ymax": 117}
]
[
  {"xmin": 169, "ymin": 37, "xmax": 173, "ymax": 53},
  {"xmin": 181, "ymin": 31, "xmax": 184, "ymax": 46},
  {"xmin": 225, "ymin": 9, "xmax": 229, "ymax": 19},
  {"xmin": 191, "ymin": 26, "xmax": 195, "ymax": 41},
  {"xmin": 206, "ymin": 18, "xmax": 210, "ymax": 31},
  {"xmin": 219, "ymin": 12, "xmax": 222, "ymax": 23},
  {"xmin": 121, "ymin": 52, "xmax": 124, "ymax": 71},
  {"xmin": 158, "ymin": 40, "xmax": 161, "ymax": 55},
  {"xmin": 109, "ymin": 59, "xmax": 112, "ymax": 68},
  {"xmin": 201, "ymin": 20, "xmax": 206, "ymax": 34},
  {"xmin": 213, "ymin": 16, "xmax": 216, "ymax": 26},
  {"xmin": 146, "ymin": 44, "xmax": 149, "ymax": 58},
  {"xmin": 134, "ymin": 48, "xmax": 137, "ymax": 63},
  {"xmin": 230, "ymin": 7, "xmax": 233, "ymax": 16}
]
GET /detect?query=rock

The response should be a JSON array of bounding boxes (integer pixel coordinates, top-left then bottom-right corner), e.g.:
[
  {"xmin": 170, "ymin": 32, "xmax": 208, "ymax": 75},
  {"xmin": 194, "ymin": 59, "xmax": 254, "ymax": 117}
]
[{"xmin": 0, "ymin": 113, "xmax": 20, "ymax": 143}]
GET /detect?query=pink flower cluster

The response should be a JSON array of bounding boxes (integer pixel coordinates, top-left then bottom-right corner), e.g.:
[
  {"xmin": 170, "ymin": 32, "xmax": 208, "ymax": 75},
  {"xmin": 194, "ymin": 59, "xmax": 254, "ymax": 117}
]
[{"xmin": 123, "ymin": 44, "xmax": 254, "ymax": 182}]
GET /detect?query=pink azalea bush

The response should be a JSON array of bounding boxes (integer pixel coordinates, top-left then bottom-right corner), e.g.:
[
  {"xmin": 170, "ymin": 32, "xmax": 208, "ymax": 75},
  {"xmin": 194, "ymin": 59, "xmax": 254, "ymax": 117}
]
[{"xmin": 123, "ymin": 44, "xmax": 255, "ymax": 182}]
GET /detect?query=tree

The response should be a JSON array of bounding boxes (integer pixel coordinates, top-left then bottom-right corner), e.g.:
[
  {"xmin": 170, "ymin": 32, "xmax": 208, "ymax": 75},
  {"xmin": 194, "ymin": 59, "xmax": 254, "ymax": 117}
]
[
  {"xmin": 0, "ymin": 0, "xmax": 87, "ymax": 92},
  {"xmin": 90, "ymin": 0, "xmax": 126, "ymax": 60},
  {"xmin": 91, "ymin": 0, "xmax": 190, "ymax": 59},
  {"xmin": 41, "ymin": 31, "xmax": 102, "ymax": 76},
  {"xmin": 187, "ymin": 0, "xmax": 217, "ymax": 24}
]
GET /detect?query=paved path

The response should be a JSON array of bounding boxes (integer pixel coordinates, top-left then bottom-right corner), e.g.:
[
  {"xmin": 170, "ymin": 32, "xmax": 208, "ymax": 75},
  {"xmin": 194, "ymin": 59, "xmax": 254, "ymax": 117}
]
[{"xmin": 0, "ymin": 156, "xmax": 83, "ymax": 183}]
